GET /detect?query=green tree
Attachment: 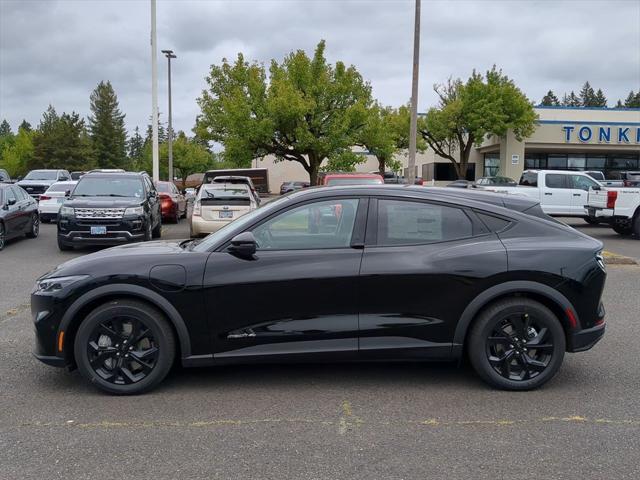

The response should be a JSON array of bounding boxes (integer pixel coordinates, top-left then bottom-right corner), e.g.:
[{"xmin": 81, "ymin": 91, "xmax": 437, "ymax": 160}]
[
  {"xmin": 19, "ymin": 120, "xmax": 32, "ymax": 132},
  {"xmin": 540, "ymin": 90, "xmax": 560, "ymax": 106},
  {"xmin": 562, "ymin": 91, "xmax": 581, "ymax": 107},
  {"xmin": 195, "ymin": 40, "xmax": 372, "ymax": 185},
  {"xmin": 579, "ymin": 81, "xmax": 597, "ymax": 106},
  {"xmin": 419, "ymin": 67, "xmax": 537, "ymax": 179},
  {"xmin": 144, "ymin": 114, "xmax": 167, "ymax": 146},
  {"xmin": 0, "ymin": 120, "xmax": 12, "ymax": 137},
  {"xmin": 127, "ymin": 126, "xmax": 145, "ymax": 168},
  {"xmin": 88, "ymin": 80, "xmax": 127, "ymax": 168},
  {"xmin": 31, "ymin": 109, "xmax": 95, "ymax": 171},
  {"xmin": 593, "ymin": 88, "xmax": 607, "ymax": 107},
  {"xmin": 623, "ymin": 90, "xmax": 640, "ymax": 108},
  {"xmin": 171, "ymin": 132, "xmax": 215, "ymax": 189},
  {"xmin": 0, "ymin": 125, "xmax": 34, "ymax": 177}
]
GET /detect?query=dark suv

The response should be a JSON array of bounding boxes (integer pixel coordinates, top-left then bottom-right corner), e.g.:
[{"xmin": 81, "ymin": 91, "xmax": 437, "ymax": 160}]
[{"xmin": 57, "ymin": 171, "xmax": 162, "ymax": 250}]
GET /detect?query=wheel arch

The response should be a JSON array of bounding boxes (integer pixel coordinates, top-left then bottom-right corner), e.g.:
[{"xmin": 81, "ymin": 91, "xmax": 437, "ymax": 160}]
[
  {"xmin": 58, "ymin": 283, "xmax": 191, "ymax": 365},
  {"xmin": 453, "ymin": 281, "xmax": 577, "ymax": 355}
]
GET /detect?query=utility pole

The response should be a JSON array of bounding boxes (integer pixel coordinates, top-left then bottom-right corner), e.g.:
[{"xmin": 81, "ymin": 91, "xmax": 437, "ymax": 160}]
[
  {"xmin": 150, "ymin": 0, "xmax": 159, "ymax": 182},
  {"xmin": 407, "ymin": 0, "xmax": 421, "ymax": 185},
  {"xmin": 162, "ymin": 49, "xmax": 176, "ymax": 182}
]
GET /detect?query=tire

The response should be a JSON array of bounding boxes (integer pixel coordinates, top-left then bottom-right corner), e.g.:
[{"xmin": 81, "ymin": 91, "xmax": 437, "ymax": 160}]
[
  {"xmin": 633, "ymin": 213, "xmax": 640, "ymax": 240},
  {"xmin": 57, "ymin": 236, "xmax": 73, "ymax": 251},
  {"xmin": 26, "ymin": 213, "xmax": 39, "ymax": 238},
  {"xmin": 468, "ymin": 298, "xmax": 565, "ymax": 391},
  {"xmin": 152, "ymin": 216, "xmax": 162, "ymax": 238},
  {"xmin": 0, "ymin": 222, "xmax": 5, "ymax": 251},
  {"xmin": 583, "ymin": 216, "xmax": 599, "ymax": 225},
  {"xmin": 173, "ymin": 207, "xmax": 180, "ymax": 224},
  {"xmin": 612, "ymin": 224, "xmax": 633, "ymax": 236},
  {"xmin": 74, "ymin": 299, "xmax": 175, "ymax": 395}
]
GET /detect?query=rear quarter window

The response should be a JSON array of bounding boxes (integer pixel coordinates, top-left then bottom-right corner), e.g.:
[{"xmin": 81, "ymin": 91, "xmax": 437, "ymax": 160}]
[{"xmin": 519, "ymin": 172, "xmax": 538, "ymax": 187}]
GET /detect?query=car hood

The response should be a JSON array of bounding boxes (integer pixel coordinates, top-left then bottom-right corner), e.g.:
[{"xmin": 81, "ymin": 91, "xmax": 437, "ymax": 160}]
[
  {"xmin": 65, "ymin": 197, "xmax": 143, "ymax": 208},
  {"xmin": 43, "ymin": 241, "xmax": 187, "ymax": 278}
]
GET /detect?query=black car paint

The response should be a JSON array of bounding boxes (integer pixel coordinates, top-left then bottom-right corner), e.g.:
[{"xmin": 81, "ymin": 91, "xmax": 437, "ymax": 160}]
[
  {"xmin": 0, "ymin": 184, "xmax": 39, "ymax": 248},
  {"xmin": 32, "ymin": 185, "xmax": 606, "ymax": 370},
  {"xmin": 57, "ymin": 172, "xmax": 162, "ymax": 248}
]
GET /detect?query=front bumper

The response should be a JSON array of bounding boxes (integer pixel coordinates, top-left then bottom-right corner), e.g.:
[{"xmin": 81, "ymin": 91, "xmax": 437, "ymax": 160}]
[
  {"xmin": 58, "ymin": 216, "xmax": 146, "ymax": 246},
  {"xmin": 31, "ymin": 293, "xmax": 67, "ymax": 368}
]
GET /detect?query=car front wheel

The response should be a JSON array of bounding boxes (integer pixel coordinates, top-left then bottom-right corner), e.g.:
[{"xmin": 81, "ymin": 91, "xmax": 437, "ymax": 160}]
[
  {"xmin": 26, "ymin": 213, "xmax": 39, "ymax": 238},
  {"xmin": 74, "ymin": 299, "xmax": 175, "ymax": 395},
  {"xmin": 468, "ymin": 298, "xmax": 565, "ymax": 390}
]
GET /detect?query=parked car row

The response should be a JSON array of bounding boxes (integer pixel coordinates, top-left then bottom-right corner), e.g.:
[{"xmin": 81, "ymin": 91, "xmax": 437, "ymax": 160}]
[{"xmin": 0, "ymin": 183, "xmax": 39, "ymax": 251}]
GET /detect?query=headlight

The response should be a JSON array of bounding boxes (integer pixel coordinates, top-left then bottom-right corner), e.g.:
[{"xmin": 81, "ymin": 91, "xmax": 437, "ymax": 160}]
[
  {"xmin": 59, "ymin": 206, "xmax": 74, "ymax": 216},
  {"xmin": 34, "ymin": 275, "xmax": 89, "ymax": 294},
  {"xmin": 596, "ymin": 251, "xmax": 606, "ymax": 271},
  {"xmin": 124, "ymin": 206, "xmax": 144, "ymax": 216}
]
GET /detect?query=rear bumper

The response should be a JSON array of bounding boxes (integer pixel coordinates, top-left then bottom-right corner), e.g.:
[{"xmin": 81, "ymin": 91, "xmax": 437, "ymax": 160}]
[
  {"xmin": 568, "ymin": 323, "xmax": 605, "ymax": 352},
  {"xmin": 191, "ymin": 216, "xmax": 231, "ymax": 236},
  {"xmin": 585, "ymin": 206, "xmax": 613, "ymax": 219}
]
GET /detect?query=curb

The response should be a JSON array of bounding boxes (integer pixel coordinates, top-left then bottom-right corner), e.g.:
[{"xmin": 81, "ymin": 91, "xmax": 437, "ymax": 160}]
[{"xmin": 602, "ymin": 251, "xmax": 638, "ymax": 265}]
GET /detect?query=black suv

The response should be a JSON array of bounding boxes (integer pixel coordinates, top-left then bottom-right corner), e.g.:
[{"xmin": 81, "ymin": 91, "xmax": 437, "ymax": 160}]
[{"xmin": 57, "ymin": 171, "xmax": 162, "ymax": 250}]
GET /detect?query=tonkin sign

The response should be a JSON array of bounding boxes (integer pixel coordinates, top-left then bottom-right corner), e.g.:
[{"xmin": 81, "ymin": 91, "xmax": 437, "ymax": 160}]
[{"xmin": 563, "ymin": 125, "xmax": 640, "ymax": 144}]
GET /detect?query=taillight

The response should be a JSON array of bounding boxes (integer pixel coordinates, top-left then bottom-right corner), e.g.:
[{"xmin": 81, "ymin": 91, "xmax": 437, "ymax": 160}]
[
  {"xmin": 193, "ymin": 201, "xmax": 201, "ymax": 216},
  {"xmin": 39, "ymin": 195, "xmax": 51, "ymax": 201},
  {"xmin": 606, "ymin": 190, "xmax": 617, "ymax": 209}
]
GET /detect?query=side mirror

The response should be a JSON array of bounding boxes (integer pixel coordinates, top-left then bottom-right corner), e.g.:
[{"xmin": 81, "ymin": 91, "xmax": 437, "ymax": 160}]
[
  {"xmin": 65, "ymin": 190, "xmax": 71, "ymax": 197},
  {"xmin": 228, "ymin": 231, "xmax": 257, "ymax": 259}
]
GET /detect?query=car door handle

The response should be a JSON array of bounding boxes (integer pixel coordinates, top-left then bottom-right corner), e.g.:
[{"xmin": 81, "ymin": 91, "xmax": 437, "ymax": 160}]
[
  {"xmin": 573, "ymin": 193, "xmax": 581, "ymax": 197},
  {"xmin": 544, "ymin": 192, "xmax": 552, "ymax": 196}
]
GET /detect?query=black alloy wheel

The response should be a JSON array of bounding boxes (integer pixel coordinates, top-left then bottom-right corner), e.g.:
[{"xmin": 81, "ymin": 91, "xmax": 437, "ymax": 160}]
[
  {"xmin": 0, "ymin": 222, "xmax": 5, "ymax": 251},
  {"xmin": 26, "ymin": 213, "xmax": 39, "ymax": 238},
  {"xmin": 74, "ymin": 300, "xmax": 175, "ymax": 394},
  {"xmin": 468, "ymin": 298, "xmax": 565, "ymax": 390}
]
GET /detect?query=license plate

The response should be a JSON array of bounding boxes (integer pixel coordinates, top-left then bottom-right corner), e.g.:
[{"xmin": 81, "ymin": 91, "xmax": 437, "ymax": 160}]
[
  {"xmin": 219, "ymin": 211, "xmax": 233, "ymax": 219},
  {"xmin": 90, "ymin": 226, "xmax": 107, "ymax": 235}
]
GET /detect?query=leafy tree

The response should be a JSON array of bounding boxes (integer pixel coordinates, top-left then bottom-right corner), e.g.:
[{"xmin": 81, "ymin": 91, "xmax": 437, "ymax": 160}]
[
  {"xmin": 195, "ymin": 40, "xmax": 372, "ymax": 185},
  {"xmin": 593, "ymin": 88, "xmax": 607, "ymax": 107},
  {"xmin": 31, "ymin": 109, "xmax": 95, "ymax": 171},
  {"xmin": 19, "ymin": 120, "xmax": 32, "ymax": 132},
  {"xmin": 127, "ymin": 126, "xmax": 145, "ymax": 168},
  {"xmin": 540, "ymin": 90, "xmax": 560, "ymax": 106},
  {"xmin": 623, "ymin": 90, "xmax": 640, "ymax": 108},
  {"xmin": 562, "ymin": 91, "xmax": 581, "ymax": 107},
  {"xmin": 0, "ymin": 120, "xmax": 12, "ymax": 137},
  {"xmin": 0, "ymin": 125, "xmax": 34, "ymax": 177},
  {"xmin": 419, "ymin": 67, "xmax": 537, "ymax": 179},
  {"xmin": 88, "ymin": 80, "xmax": 127, "ymax": 169}
]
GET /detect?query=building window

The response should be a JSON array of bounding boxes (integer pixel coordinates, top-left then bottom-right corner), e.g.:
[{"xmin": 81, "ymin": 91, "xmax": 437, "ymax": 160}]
[
  {"xmin": 483, "ymin": 154, "xmax": 500, "ymax": 177},
  {"xmin": 586, "ymin": 155, "xmax": 606, "ymax": 170},
  {"xmin": 608, "ymin": 155, "xmax": 639, "ymax": 171},
  {"xmin": 525, "ymin": 153, "xmax": 547, "ymax": 170},
  {"xmin": 431, "ymin": 163, "xmax": 475, "ymax": 181},
  {"xmin": 567, "ymin": 154, "xmax": 586, "ymax": 170},
  {"xmin": 547, "ymin": 154, "xmax": 567, "ymax": 169}
]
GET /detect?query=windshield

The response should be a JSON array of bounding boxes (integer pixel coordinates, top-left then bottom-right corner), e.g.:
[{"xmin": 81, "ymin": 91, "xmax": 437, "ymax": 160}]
[
  {"xmin": 192, "ymin": 195, "xmax": 290, "ymax": 252},
  {"xmin": 24, "ymin": 170, "xmax": 58, "ymax": 181},
  {"xmin": 73, "ymin": 177, "xmax": 144, "ymax": 197},
  {"xmin": 326, "ymin": 177, "xmax": 383, "ymax": 186},
  {"xmin": 156, "ymin": 182, "xmax": 172, "ymax": 193}
]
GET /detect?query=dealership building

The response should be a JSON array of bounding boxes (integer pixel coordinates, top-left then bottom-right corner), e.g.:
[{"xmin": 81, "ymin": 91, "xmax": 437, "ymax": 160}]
[{"xmin": 258, "ymin": 106, "xmax": 640, "ymax": 192}]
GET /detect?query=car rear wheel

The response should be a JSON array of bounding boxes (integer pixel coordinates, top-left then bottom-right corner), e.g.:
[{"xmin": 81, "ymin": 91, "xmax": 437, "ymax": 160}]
[
  {"xmin": 583, "ymin": 216, "xmax": 599, "ymax": 225},
  {"xmin": 468, "ymin": 298, "xmax": 565, "ymax": 390},
  {"xmin": 26, "ymin": 213, "xmax": 39, "ymax": 238},
  {"xmin": 74, "ymin": 299, "xmax": 175, "ymax": 395},
  {"xmin": 633, "ymin": 213, "xmax": 640, "ymax": 239},
  {"xmin": 612, "ymin": 224, "xmax": 633, "ymax": 235}
]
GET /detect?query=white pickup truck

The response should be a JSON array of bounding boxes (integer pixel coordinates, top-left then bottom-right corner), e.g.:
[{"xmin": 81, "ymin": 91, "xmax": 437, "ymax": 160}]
[
  {"xmin": 479, "ymin": 169, "xmax": 601, "ymax": 219},
  {"xmin": 586, "ymin": 186, "xmax": 640, "ymax": 237}
]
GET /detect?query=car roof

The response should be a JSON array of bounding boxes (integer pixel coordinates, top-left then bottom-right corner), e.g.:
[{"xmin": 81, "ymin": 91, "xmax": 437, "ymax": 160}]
[
  {"xmin": 324, "ymin": 173, "xmax": 382, "ymax": 178},
  {"xmin": 202, "ymin": 182, "xmax": 250, "ymax": 189},
  {"xmin": 83, "ymin": 171, "xmax": 146, "ymax": 178},
  {"xmin": 287, "ymin": 184, "xmax": 541, "ymax": 214}
]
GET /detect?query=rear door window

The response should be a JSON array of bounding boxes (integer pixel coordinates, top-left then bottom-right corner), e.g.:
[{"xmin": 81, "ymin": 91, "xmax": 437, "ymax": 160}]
[
  {"xmin": 376, "ymin": 199, "xmax": 474, "ymax": 246},
  {"xmin": 545, "ymin": 174, "xmax": 568, "ymax": 189}
]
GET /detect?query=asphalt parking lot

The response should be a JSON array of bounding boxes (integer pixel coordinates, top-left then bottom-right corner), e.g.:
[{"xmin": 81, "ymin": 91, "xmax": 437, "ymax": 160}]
[{"xmin": 1, "ymin": 219, "xmax": 639, "ymax": 479}]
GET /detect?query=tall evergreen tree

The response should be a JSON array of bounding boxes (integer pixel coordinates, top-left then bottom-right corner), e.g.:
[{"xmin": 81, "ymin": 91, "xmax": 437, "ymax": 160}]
[
  {"xmin": 540, "ymin": 90, "xmax": 560, "ymax": 106},
  {"xmin": 562, "ymin": 91, "xmax": 581, "ymax": 107},
  {"xmin": 88, "ymin": 80, "xmax": 127, "ymax": 168},
  {"xmin": 579, "ymin": 81, "xmax": 597, "ymax": 106},
  {"xmin": 593, "ymin": 89, "xmax": 607, "ymax": 107},
  {"xmin": 144, "ymin": 115, "xmax": 167, "ymax": 146},
  {"xmin": 127, "ymin": 126, "xmax": 145, "ymax": 167},
  {"xmin": 0, "ymin": 119, "xmax": 13, "ymax": 137},
  {"xmin": 624, "ymin": 90, "xmax": 640, "ymax": 108},
  {"xmin": 19, "ymin": 120, "xmax": 32, "ymax": 132},
  {"xmin": 616, "ymin": 99, "xmax": 624, "ymax": 108}
]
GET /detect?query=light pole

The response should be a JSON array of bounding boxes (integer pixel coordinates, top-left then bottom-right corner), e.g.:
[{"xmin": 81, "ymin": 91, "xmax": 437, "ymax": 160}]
[
  {"xmin": 407, "ymin": 0, "xmax": 421, "ymax": 185},
  {"xmin": 150, "ymin": 0, "xmax": 159, "ymax": 183},
  {"xmin": 162, "ymin": 49, "xmax": 176, "ymax": 182}
]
